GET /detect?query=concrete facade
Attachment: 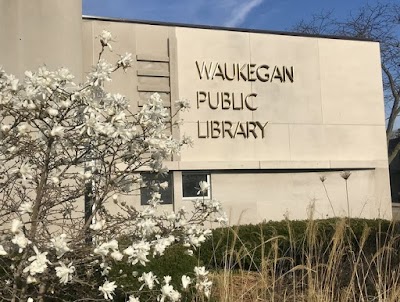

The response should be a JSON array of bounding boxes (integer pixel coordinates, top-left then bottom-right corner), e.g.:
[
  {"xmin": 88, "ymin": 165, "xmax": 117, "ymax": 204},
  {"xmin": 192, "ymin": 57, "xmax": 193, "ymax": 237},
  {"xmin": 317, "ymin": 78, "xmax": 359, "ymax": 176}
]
[
  {"xmin": 0, "ymin": 0, "xmax": 83, "ymax": 80},
  {"xmin": 0, "ymin": 0, "xmax": 392, "ymax": 223}
]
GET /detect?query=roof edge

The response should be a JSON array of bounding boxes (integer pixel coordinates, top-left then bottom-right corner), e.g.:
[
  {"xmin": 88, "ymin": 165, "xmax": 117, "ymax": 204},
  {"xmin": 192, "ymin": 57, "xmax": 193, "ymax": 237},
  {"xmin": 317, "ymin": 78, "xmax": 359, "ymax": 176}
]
[{"xmin": 82, "ymin": 15, "xmax": 376, "ymax": 42}]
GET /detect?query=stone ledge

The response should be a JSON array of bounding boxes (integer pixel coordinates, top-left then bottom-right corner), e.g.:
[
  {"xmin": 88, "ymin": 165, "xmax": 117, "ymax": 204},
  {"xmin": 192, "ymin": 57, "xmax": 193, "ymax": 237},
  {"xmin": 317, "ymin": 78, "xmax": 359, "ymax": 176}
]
[{"xmin": 162, "ymin": 160, "xmax": 388, "ymax": 171}]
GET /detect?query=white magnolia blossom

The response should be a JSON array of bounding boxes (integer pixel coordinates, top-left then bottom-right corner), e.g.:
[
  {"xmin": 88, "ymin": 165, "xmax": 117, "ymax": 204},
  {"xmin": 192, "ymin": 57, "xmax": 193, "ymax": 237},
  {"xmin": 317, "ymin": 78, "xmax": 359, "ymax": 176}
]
[
  {"xmin": 153, "ymin": 235, "xmax": 175, "ymax": 256},
  {"xmin": 11, "ymin": 219, "xmax": 23, "ymax": 234},
  {"xmin": 184, "ymin": 227, "xmax": 212, "ymax": 248},
  {"xmin": 181, "ymin": 275, "xmax": 191, "ymax": 289},
  {"xmin": 50, "ymin": 234, "xmax": 71, "ymax": 258},
  {"xmin": 197, "ymin": 278, "xmax": 212, "ymax": 299},
  {"xmin": 159, "ymin": 181, "xmax": 168, "ymax": 190},
  {"xmin": 55, "ymin": 262, "xmax": 75, "ymax": 284},
  {"xmin": 94, "ymin": 239, "xmax": 119, "ymax": 257},
  {"xmin": 128, "ymin": 295, "xmax": 140, "ymax": 302},
  {"xmin": 165, "ymin": 212, "xmax": 177, "ymax": 222},
  {"xmin": 13, "ymin": 161, "xmax": 33, "ymax": 182},
  {"xmin": 56, "ymin": 67, "xmax": 74, "ymax": 82},
  {"xmin": 99, "ymin": 280, "xmax": 117, "ymax": 300},
  {"xmin": 51, "ymin": 176, "xmax": 60, "ymax": 184},
  {"xmin": 123, "ymin": 240, "xmax": 150, "ymax": 266},
  {"xmin": 139, "ymin": 271, "xmax": 158, "ymax": 290},
  {"xmin": 12, "ymin": 233, "xmax": 31, "ymax": 253},
  {"xmin": 100, "ymin": 30, "xmax": 113, "ymax": 50},
  {"xmin": 50, "ymin": 125, "xmax": 64, "ymax": 137},
  {"xmin": 1, "ymin": 124, "xmax": 11, "ymax": 132},
  {"xmin": 17, "ymin": 123, "xmax": 28, "ymax": 135},
  {"xmin": 175, "ymin": 99, "xmax": 191, "ymax": 111},
  {"xmin": 78, "ymin": 170, "xmax": 93, "ymax": 180},
  {"xmin": 60, "ymin": 99, "xmax": 71, "ymax": 109},
  {"xmin": 197, "ymin": 181, "xmax": 210, "ymax": 195},
  {"xmin": 215, "ymin": 211, "xmax": 229, "ymax": 225},
  {"xmin": 23, "ymin": 247, "xmax": 50, "ymax": 276},
  {"xmin": 137, "ymin": 218, "xmax": 157, "ymax": 237},
  {"xmin": 0, "ymin": 244, "xmax": 7, "ymax": 256},
  {"xmin": 117, "ymin": 53, "xmax": 133, "ymax": 70},
  {"xmin": 100, "ymin": 263, "xmax": 111, "ymax": 276},
  {"xmin": 90, "ymin": 219, "xmax": 106, "ymax": 231},
  {"xmin": 160, "ymin": 276, "xmax": 181, "ymax": 302},
  {"xmin": 47, "ymin": 107, "xmax": 58, "ymax": 116},
  {"xmin": 19, "ymin": 201, "xmax": 33, "ymax": 215},
  {"xmin": 11, "ymin": 220, "xmax": 30, "ymax": 253},
  {"xmin": 26, "ymin": 276, "xmax": 37, "ymax": 284},
  {"xmin": 87, "ymin": 59, "xmax": 114, "ymax": 86},
  {"xmin": 194, "ymin": 266, "xmax": 212, "ymax": 298},
  {"xmin": 194, "ymin": 266, "xmax": 208, "ymax": 278},
  {"xmin": 5, "ymin": 74, "xmax": 19, "ymax": 91},
  {"xmin": 110, "ymin": 250, "xmax": 124, "ymax": 261}
]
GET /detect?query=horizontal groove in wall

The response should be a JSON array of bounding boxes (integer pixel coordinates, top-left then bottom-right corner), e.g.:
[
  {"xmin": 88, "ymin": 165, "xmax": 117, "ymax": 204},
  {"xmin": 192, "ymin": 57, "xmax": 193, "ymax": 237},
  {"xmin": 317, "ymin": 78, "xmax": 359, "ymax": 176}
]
[
  {"xmin": 137, "ymin": 69, "xmax": 170, "ymax": 77},
  {"xmin": 136, "ymin": 54, "xmax": 170, "ymax": 62},
  {"xmin": 138, "ymin": 97, "xmax": 171, "ymax": 107},
  {"xmin": 137, "ymin": 85, "xmax": 171, "ymax": 92}
]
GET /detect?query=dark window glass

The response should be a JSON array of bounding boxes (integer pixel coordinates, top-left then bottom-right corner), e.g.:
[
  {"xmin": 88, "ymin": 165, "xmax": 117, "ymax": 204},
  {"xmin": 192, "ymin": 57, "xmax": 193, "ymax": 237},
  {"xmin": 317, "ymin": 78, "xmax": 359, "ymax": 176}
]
[
  {"xmin": 140, "ymin": 172, "xmax": 173, "ymax": 205},
  {"xmin": 182, "ymin": 173, "xmax": 209, "ymax": 198}
]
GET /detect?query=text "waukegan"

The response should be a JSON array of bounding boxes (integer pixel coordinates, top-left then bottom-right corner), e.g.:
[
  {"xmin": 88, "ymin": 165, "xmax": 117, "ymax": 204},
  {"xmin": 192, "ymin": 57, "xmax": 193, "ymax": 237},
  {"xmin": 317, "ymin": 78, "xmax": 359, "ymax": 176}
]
[{"xmin": 196, "ymin": 61, "xmax": 294, "ymax": 83}]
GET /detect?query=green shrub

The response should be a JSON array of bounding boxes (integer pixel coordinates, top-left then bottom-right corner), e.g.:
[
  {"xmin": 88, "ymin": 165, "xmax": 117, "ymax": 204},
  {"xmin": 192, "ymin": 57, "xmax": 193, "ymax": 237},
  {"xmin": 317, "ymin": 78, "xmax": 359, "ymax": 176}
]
[
  {"xmin": 40, "ymin": 243, "xmax": 197, "ymax": 301},
  {"xmin": 199, "ymin": 218, "xmax": 400, "ymax": 271},
  {"xmin": 111, "ymin": 244, "xmax": 199, "ymax": 301}
]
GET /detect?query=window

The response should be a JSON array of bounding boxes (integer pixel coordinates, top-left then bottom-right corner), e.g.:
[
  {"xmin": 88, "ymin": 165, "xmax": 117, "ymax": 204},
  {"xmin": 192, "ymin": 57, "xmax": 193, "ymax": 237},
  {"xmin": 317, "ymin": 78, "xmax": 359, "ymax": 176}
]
[
  {"xmin": 140, "ymin": 172, "xmax": 173, "ymax": 205},
  {"xmin": 182, "ymin": 172, "xmax": 210, "ymax": 199}
]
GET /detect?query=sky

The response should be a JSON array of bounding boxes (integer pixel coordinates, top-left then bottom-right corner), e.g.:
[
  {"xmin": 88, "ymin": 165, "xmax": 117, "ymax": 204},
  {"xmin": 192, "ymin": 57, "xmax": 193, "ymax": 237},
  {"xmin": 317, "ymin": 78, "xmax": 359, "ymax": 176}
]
[{"xmin": 82, "ymin": 0, "xmax": 395, "ymax": 32}]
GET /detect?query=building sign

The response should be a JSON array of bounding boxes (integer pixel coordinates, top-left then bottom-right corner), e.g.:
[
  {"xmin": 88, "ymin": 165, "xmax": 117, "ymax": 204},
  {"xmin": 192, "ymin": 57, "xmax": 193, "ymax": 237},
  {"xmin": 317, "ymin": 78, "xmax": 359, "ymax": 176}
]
[{"xmin": 195, "ymin": 61, "xmax": 295, "ymax": 139}]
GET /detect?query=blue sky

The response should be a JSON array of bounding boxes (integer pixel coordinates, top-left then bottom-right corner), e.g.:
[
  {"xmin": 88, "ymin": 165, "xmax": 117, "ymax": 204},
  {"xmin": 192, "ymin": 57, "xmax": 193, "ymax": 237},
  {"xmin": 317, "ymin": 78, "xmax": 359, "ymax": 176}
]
[{"xmin": 82, "ymin": 0, "xmax": 394, "ymax": 31}]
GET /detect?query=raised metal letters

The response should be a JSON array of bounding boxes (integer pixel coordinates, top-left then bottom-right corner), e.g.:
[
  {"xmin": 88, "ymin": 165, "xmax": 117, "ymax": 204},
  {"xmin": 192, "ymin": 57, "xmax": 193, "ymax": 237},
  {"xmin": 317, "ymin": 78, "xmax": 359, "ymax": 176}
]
[
  {"xmin": 195, "ymin": 61, "xmax": 294, "ymax": 83},
  {"xmin": 197, "ymin": 91, "xmax": 258, "ymax": 111},
  {"xmin": 197, "ymin": 121, "xmax": 268, "ymax": 139},
  {"xmin": 194, "ymin": 60, "xmax": 286, "ymax": 139}
]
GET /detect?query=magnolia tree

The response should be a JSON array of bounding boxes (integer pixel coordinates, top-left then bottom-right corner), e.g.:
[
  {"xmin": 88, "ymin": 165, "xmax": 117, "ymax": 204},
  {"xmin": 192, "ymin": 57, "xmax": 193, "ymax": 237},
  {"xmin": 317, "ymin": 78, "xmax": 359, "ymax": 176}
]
[{"xmin": 0, "ymin": 31, "xmax": 226, "ymax": 302}]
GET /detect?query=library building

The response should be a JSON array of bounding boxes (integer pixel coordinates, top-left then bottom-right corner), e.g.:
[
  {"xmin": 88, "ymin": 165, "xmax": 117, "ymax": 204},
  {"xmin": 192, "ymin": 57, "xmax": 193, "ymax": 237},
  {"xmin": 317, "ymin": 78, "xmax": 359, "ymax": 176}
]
[{"xmin": 0, "ymin": 0, "xmax": 392, "ymax": 223}]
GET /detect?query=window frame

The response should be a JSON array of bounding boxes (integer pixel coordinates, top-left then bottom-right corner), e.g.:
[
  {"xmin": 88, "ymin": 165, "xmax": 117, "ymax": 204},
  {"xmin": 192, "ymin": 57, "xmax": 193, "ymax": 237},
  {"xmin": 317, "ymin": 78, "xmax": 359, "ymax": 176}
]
[
  {"xmin": 140, "ymin": 171, "xmax": 174, "ymax": 206},
  {"xmin": 181, "ymin": 172, "xmax": 211, "ymax": 200}
]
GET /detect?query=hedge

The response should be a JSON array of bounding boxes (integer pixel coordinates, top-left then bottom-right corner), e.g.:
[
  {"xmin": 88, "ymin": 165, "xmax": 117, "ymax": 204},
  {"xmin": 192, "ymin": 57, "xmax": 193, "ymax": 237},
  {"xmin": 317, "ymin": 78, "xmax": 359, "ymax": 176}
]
[
  {"xmin": 111, "ymin": 244, "xmax": 198, "ymax": 301},
  {"xmin": 198, "ymin": 218, "xmax": 400, "ymax": 271},
  {"xmin": 8, "ymin": 218, "xmax": 400, "ymax": 300},
  {"xmin": 39, "ymin": 244, "xmax": 198, "ymax": 301}
]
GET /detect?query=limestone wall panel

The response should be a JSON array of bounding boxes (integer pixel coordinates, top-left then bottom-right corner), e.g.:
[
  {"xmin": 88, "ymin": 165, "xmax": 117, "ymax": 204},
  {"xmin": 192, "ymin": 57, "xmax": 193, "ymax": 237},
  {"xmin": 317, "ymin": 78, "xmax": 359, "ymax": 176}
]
[
  {"xmin": 250, "ymin": 34, "xmax": 323, "ymax": 124},
  {"xmin": 318, "ymin": 39, "xmax": 385, "ymax": 125},
  {"xmin": 212, "ymin": 169, "xmax": 386, "ymax": 224},
  {"xmin": 0, "ymin": 0, "xmax": 83, "ymax": 80},
  {"xmin": 179, "ymin": 122, "xmax": 290, "ymax": 161}
]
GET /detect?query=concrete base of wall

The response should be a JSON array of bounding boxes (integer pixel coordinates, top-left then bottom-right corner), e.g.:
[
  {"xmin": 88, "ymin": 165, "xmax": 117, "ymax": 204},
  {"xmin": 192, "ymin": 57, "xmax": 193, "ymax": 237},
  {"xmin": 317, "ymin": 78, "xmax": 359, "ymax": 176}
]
[{"xmin": 392, "ymin": 204, "xmax": 400, "ymax": 220}]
